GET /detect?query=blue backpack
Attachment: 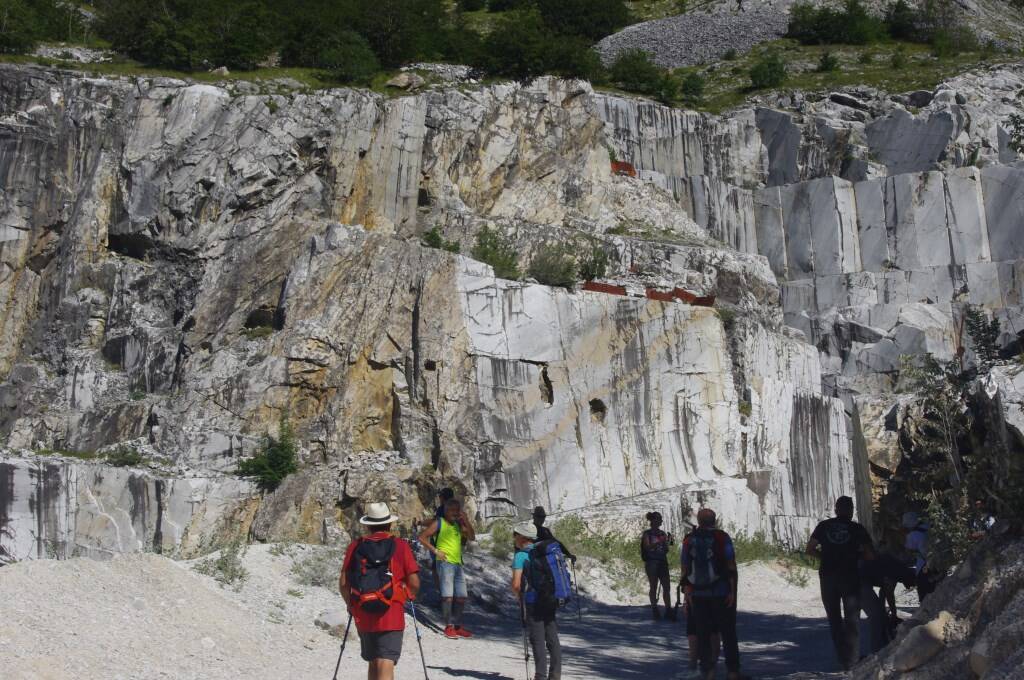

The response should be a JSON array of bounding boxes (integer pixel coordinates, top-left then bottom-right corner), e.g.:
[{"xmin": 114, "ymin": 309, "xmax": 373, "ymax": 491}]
[{"xmin": 525, "ymin": 540, "xmax": 573, "ymax": 609}]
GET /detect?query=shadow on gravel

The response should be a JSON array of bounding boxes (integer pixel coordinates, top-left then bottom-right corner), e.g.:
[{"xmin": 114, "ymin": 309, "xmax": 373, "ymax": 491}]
[{"xmin": 429, "ymin": 666, "xmax": 515, "ymax": 679}]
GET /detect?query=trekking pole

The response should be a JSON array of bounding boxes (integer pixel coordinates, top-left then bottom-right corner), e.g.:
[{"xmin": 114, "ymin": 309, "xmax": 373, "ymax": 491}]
[
  {"xmin": 520, "ymin": 599, "xmax": 532, "ymax": 680},
  {"xmin": 331, "ymin": 612, "xmax": 353, "ymax": 680},
  {"xmin": 409, "ymin": 600, "xmax": 432, "ymax": 680},
  {"xmin": 571, "ymin": 560, "xmax": 582, "ymax": 622}
]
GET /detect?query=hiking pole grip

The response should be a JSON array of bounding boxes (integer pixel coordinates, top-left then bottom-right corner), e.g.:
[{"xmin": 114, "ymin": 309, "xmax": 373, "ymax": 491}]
[{"xmin": 332, "ymin": 612, "xmax": 353, "ymax": 680}]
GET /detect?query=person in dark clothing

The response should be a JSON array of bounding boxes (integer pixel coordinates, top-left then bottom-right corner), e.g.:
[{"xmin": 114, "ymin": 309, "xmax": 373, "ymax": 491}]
[
  {"xmin": 532, "ymin": 506, "xmax": 577, "ymax": 563},
  {"xmin": 859, "ymin": 552, "xmax": 916, "ymax": 652},
  {"xmin": 641, "ymin": 511, "xmax": 676, "ymax": 620},
  {"xmin": 807, "ymin": 496, "xmax": 873, "ymax": 670},
  {"xmin": 680, "ymin": 508, "xmax": 746, "ymax": 680},
  {"xmin": 435, "ymin": 487, "xmax": 455, "ymax": 519}
]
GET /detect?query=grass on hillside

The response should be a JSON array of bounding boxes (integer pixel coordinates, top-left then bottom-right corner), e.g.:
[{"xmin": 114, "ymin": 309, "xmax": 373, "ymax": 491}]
[{"xmin": 662, "ymin": 39, "xmax": 1017, "ymax": 113}]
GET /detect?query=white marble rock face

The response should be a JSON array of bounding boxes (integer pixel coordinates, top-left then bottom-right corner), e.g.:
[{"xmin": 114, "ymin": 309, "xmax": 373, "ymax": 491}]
[{"xmin": 2, "ymin": 62, "xmax": 1023, "ymax": 560}]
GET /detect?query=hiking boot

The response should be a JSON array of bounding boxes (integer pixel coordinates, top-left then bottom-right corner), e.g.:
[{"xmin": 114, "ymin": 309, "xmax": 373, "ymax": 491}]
[
  {"xmin": 444, "ymin": 625, "xmax": 460, "ymax": 639},
  {"xmin": 651, "ymin": 606, "xmax": 662, "ymax": 620},
  {"xmin": 455, "ymin": 626, "xmax": 473, "ymax": 638}
]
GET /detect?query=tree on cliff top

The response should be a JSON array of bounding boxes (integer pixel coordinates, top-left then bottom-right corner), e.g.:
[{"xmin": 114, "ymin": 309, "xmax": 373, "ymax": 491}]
[{"xmin": 237, "ymin": 415, "xmax": 298, "ymax": 492}]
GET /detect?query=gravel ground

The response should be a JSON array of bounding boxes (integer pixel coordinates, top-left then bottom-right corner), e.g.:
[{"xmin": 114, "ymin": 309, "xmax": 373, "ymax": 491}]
[
  {"xmin": 0, "ymin": 546, "xmax": 913, "ymax": 679},
  {"xmin": 595, "ymin": 1, "xmax": 792, "ymax": 68}
]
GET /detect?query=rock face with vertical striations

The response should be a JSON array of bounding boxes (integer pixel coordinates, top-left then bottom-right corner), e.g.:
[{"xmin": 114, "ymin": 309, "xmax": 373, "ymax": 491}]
[{"xmin": 3, "ymin": 60, "xmax": 1022, "ymax": 560}]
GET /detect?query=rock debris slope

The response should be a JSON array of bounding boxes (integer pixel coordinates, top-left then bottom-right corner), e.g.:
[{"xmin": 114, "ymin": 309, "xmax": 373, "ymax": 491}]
[{"xmin": 2, "ymin": 59, "xmax": 1022, "ymax": 559}]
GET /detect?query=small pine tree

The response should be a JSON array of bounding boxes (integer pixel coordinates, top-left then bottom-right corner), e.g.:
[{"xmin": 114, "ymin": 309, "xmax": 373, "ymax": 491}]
[
  {"xmin": 1008, "ymin": 113, "xmax": 1024, "ymax": 154},
  {"xmin": 471, "ymin": 226, "xmax": 521, "ymax": 280},
  {"xmin": 817, "ymin": 51, "xmax": 840, "ymax": 72},
  {"xmin": 964, "ymin": 305, "xmax": 1002, "ymax": 371},
  {"xmin": 237, "ymin": 415, "xmax": 299, "ymax": 492}
]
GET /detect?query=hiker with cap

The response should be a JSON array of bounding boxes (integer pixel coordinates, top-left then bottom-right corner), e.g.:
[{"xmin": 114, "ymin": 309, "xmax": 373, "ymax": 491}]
[
  {"xmin": 339, "ymin": 502, "xmax": 420, "ymax": 680},
  {"xmin": 419, "ymin": 497, "xmax": 476, "ymax": 639},
  {"xmin": 902, "ymin": 511, "xmax": 938, "ymax": 602},
  {"xmin": 680, "ymin": 508, "xmax": 744, "ymax": 680},
  {"xmin": 807, "ymin": 496, "xmax": 873, "ymax": 670},
  {"xmin": 512, "ymin": 521, "xmax": 564, "ymax": 680},
  {"xmin": 533, "ymin": 506, "xmax": 577, "ymax": 563},
  {"xmin": 640, "ymin": 511, "xmax": 676, "ymax": 621}
]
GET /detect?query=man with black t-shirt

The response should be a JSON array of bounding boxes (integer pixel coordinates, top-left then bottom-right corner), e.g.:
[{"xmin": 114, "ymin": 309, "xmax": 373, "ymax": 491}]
[{"xmin": 806, "ymin": 496, "xmax": 873, "ymax": 670}]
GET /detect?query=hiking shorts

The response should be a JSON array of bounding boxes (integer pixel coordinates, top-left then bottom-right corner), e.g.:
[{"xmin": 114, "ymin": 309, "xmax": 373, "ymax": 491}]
[
  {"xmin": 437, "ymin": 560, "xmax": 468, "ymax": 599},
  {"xmin": 359, "ymin": 630, "xmax": 403, "ymax": 663}
]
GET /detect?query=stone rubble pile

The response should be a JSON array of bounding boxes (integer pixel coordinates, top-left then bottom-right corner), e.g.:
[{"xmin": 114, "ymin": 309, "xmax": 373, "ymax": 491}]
[{"xmin": 595, "ymin": 3, "xmax": 791, "ymax": 68}]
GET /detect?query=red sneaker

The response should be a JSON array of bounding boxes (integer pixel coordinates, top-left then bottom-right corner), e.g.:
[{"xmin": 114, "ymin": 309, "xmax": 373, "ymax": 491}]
[
  {"xmin": 456, "ymin": 626, "xmax": 473, "ymax": 638},
  {"xmin": 444, "ymin": 625, "xmax": 460, "ymax": 639}
]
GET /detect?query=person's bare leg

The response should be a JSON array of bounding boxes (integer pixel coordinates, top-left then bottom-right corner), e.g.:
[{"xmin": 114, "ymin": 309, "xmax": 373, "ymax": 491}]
[
  {"xmin": 369, "ymin": 659, "xmax": 395, "ymax": 680},
  {"xmin": 688, "ymin": 634, "xmax": 699, "ymax": 666}
]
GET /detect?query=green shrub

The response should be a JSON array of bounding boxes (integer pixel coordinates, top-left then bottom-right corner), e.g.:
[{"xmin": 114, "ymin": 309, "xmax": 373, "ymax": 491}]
[
  {"xmin": 105, "ymin": 446, "xmax": 144, "ymax": 467},
  {"xmin": 1009, "ymin": 113, "xmax": 1024, "ymax": 154},
  {"xmin": 471, "ymin": 226, "xmax": 521, "ymax": 279},
  {"xmin": 421, "ymin": 226, "xmax": 461, "ymax": 253},
  {"xmin": 788, "ymin": 0, "xmax": 885, "ymax": 45},
  {"xmin": 817, "ymin": 51, "xmax": 840, "ymax": 72},
  {"xmin": 0, "ymin": 0, "xmax": 85, "ymax": 54},
  {"xmin": 486, "ymin": 519, "xmax": 515, "ymax": 559},
  {"xmin": 930, "ymin": 25, "xmax": 977, "ymax": 58},
  {"xmin": 291, "ymin": 545, "xmax": 345, "ymax": 592},
  {"xmin": 488, "ymin": 0, "xmax": 533, "ymax": 10},
  {"xmin": 858, "ymin": 51, "xmax": 874, "ymax": 63},
  {"xmin": 551, "ymin": 516, "xmax": 644, "ymax": 573},
  {"xmin": 679, "ymin": 72, "xmax": 705, "ymax": 102},
  {"xmin": 889, "ymin": 46, "xmax": 907, "ymax": 69},
  {"xmin": 749, "ymin": 52, "xmax": 787, "ymax": 89},
  {"xmin": 609, "ymin": 49, "xmax": 666, "ymax": 96},
  {"xmin": 536, "ymin": 0, "xmax": 630, "ymax": 41},
  {"xmin": 578, "ymin": 246, "xmax": 609, "ymax": 281},
  {"xmin": 457, "ymin": 0, "xmax": 487, "ymax": 10},
  {"xmin": 237, "ymin": 415, "xmax": 299, "ymax": 492},
  {"xmin": 885, "ymin": 0, "xmax": 917, "ymax": 40},
  {"xmin": 195, "ymin": 539, "xmax": 249, "ymax": 590},
  {"xmin": 529, "ymin": 243, "xmax": 578, "ymax": 289},
  {"xmin": 480, "ymin": 10, "xmax": 554, "ymax": 81},
  {"xmin": 318, "ymin": 31, "xmax": 380, "ymax": 84},
  {"xmin": 675, "ymin": 0, "xmax": 690, "ymax": 13},
  {"xmin": 722, "ymin": 48, "xmax": 738, "ymax": 61},
  {"xmin": 738, "ymin": 400, "xmax": 752, "ymax": 417}
]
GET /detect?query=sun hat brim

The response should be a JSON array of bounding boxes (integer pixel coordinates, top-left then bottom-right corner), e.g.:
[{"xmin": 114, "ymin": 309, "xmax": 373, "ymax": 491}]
[{"xmin": 360, "ymin": 513, "xmax": 400, "ymax": 526}]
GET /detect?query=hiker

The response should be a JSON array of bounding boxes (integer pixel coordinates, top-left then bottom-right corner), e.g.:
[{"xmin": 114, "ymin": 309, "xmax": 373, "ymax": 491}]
[
  {"xmin": 339, "ymin": 502, "xmax": 420, "ymax": 680},
  {"xmin": 512, "ymin": 521, "xmax": 564, "ymax": 680},
  {"xmin": 418, "ymin": 498, "xmax": 476, "ymax": 639},
  {"xmin": 680, "ymin": 508, "xmax": 744, "ymax": 680},
  {"xmin": 902, "ymin": 512, "xmax": 938, "ymax": 602},
  {"xmin": 859, "ymin": 551, "xmax": 916, "ymax": 652},
  {"xmin": 969, "ymin": 500, "xmax": 995, "ymax": 541},
  {"xmin": 641, "ymin": 511, "xmax": 676, "ymax": 620},
  {"xmin": 435, "ymin": 487, "xmax": 455, "ymax": 520},
  {"xmin": 684, "ymin": 592, "xmax": 721, "ymax": 673},
  {"xmin": 533, "ymin": 506, "xmax": 577, "ymax": 563},
  {"xmin": 807, "ymin": 496, "xmax": 873, "ymax": 671}
]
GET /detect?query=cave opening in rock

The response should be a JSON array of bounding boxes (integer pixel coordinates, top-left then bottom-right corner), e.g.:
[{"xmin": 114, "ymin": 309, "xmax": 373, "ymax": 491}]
[
  {"xmin": 540, "ymin": 366, "xmax": 553, "ymax": 406},
  {"xmin": 589, "ymin": 398, "xmax": 607, "ymax": 424}
]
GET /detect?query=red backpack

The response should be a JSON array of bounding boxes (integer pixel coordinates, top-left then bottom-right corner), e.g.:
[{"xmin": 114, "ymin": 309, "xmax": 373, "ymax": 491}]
[{"xmin": 347, "ymin": 538, "xmax": 402, "ymax": 615}]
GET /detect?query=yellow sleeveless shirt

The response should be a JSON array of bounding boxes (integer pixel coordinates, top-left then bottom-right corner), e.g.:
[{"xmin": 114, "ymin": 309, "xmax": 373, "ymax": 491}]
[{"xmin": 436, "ymin": 518, "xmax": 463, "ymax": 565}]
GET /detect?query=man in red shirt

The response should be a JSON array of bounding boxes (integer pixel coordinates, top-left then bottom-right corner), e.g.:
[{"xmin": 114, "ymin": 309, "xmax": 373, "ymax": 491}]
[{"xmin": 340, "ymin": 502, "xmax": 421, "ymax": 680}]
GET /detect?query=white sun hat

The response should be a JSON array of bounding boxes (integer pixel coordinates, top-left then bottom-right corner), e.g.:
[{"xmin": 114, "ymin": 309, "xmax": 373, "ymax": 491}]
[
  {"xmin": 513, "ymin": 521, "xmax": 538, "ymax": 540},
  {"xmin": 360, "ymin": 502, "xmax": 400, "ymax": 526}
]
